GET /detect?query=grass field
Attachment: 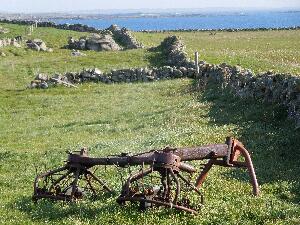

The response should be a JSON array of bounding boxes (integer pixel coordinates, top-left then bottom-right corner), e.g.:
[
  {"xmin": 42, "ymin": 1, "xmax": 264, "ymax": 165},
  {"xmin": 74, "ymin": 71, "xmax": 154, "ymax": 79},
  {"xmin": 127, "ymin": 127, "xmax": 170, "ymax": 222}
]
[{"xmin": 0, "ymin": 23, "xmax": 300, "ymax": 224}]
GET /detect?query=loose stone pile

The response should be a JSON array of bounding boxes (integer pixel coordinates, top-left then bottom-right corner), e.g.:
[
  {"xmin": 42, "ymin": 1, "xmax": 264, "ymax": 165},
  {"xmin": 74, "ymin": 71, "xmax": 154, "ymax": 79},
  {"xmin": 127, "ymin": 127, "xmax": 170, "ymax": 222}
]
[
  {"xmin": 67, "ymin": 33, "xmax": 121, "ymax": 51},
  {"xmin": 108, "ymin": 25, "xmax": 143, "ymax": 49},
  {"xmin": 67, "ymin": 25, "xmax": 143, "ymax": 51},
  {"xmin": 155, "ymin": 35, "xmax": 194, "ymax": 67},
  {"xmin": 26, "ymin": 39, "xmax": 53, "ymax": 52}
]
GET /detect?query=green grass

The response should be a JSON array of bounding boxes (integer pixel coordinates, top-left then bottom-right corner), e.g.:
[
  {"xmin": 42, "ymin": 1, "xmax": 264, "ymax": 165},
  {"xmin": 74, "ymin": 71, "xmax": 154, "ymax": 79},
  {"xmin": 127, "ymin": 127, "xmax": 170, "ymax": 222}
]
[
  {"xmin": 135, "ymin": 30, "xmax": 300, "ymax": 75},
  {"xmin": 0, "ymin": 24, "xmax": 299, "ymax": 224}
]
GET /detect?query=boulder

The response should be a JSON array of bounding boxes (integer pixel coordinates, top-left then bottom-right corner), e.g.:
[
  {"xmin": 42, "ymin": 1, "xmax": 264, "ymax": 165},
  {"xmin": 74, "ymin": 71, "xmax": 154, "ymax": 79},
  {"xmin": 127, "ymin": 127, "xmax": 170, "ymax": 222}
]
[
  {"xmin": 86, "ymin": 34, "xmax": 121, "ymax": 51},
  {"xmin": 35, "ymin": 73, "xmax": 49, "ymax": 81},
  {"xmin": 68, "ymin": 33, "xmax": 121, "ymax": 51},
  {"xmin": 26, "ymin": 39, "xmax": 52, "ymax": 52},
  {"xmin": 93, "ymin": 68, "xmax": 102, "ymax": 75}
]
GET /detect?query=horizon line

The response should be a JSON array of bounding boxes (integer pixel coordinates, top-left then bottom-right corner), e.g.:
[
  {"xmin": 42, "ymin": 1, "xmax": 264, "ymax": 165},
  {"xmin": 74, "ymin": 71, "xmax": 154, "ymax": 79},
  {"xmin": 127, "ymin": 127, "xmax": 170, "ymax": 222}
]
[{"xmin": 1, "ymin": 6, "xmax": 300, "ymax": 14}]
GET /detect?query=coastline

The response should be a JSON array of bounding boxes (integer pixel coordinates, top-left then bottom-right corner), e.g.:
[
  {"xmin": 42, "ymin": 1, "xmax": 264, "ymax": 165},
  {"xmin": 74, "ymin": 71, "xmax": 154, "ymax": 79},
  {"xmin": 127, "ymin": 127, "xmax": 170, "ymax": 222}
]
[{"xmin": 1, "ymin": 18, "xmax": 300, "ymax": 33}]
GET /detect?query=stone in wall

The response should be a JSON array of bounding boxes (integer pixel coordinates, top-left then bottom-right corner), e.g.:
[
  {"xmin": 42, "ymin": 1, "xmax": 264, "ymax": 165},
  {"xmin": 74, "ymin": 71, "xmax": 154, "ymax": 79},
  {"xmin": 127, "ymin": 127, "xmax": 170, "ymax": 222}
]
[
  {"xmin": 28, "ymin": 65, "xmax": 198, "ymax": 89},
  {"xmin": 197, "ymin": 62, "xmax": 300, "ymax": 128},
  {"xmin": 0, "ymin": 38, "xmax": 22, "ymax": 48}
]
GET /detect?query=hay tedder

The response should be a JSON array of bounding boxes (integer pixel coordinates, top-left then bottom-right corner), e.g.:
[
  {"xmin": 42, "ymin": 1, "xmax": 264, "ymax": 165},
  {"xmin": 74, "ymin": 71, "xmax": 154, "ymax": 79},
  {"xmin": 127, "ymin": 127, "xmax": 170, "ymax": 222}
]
[{"xmin": 33, "ymin": 137, "xmax": 259, "ymax": 214}]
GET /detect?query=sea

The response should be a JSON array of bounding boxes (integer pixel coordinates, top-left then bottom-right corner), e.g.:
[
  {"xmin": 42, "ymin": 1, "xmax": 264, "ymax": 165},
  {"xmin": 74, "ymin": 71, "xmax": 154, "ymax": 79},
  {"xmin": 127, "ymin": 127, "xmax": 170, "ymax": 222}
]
[{"xmin": 52, "ymin": 10, "xmax": 300, "ymax": 31}]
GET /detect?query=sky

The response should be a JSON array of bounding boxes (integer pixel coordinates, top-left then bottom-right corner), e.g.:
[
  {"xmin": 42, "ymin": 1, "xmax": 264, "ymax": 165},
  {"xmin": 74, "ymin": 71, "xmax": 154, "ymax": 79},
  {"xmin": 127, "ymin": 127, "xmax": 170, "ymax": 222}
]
[{"xmin": 1, "ymin": 0, "xmax": 300, "ymax": 13}]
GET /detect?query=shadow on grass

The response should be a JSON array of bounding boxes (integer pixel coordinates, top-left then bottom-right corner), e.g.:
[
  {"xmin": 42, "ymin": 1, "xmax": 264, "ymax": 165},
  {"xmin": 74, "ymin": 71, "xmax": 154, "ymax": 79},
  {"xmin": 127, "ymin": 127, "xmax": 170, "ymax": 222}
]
[
  {"xmin": 195, "ymin": 82, "xmax": 300, "ymax": 204},
  {"xmin": 145, "ymin": 47, "xmax": 167, "ymax": 67},
  {"xmin": 13, "ymin": 195, "xmax": 190, "ymax": 223}
]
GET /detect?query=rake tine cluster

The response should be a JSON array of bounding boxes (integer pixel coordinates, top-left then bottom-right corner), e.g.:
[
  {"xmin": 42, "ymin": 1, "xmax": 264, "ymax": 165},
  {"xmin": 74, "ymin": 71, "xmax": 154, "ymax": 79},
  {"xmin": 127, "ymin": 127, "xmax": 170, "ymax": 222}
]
[{"xmin": 33, "ymin": 137, "xmax": 259, "ymax": 214}]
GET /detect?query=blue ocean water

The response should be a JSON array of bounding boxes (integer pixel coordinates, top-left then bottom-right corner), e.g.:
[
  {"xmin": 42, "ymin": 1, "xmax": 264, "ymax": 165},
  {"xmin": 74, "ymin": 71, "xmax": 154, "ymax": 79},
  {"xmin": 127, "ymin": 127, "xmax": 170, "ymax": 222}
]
[{"xmin": 53, "ymin": 11, "xmax": 300, "ymax": 31}]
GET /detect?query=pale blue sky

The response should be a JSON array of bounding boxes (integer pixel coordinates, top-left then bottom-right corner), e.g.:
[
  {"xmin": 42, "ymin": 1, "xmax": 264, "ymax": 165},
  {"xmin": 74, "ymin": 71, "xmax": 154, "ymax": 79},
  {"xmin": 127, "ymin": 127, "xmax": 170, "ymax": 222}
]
[{"xmin": 1, "ymin": 0, "xmax": 300, "ymax": 13}]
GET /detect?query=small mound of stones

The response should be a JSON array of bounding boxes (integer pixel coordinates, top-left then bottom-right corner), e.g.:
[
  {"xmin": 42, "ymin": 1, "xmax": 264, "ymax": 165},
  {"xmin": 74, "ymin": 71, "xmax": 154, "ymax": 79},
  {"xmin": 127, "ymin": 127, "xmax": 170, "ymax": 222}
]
[
  {"xmin": 108, "ymin": 24, "xmax": 143, "ymax": 49},
  {"xmin": 67, "ymin": 25, "xmax": 143, "ymax": 51},
  {"xmin": 68, "ymin": 33, "xmax": 121, "ymax": 51},
  {"xmin": 155, "ymin": 35, "xmax": 194, "ymax": 67},
  {"xmin": 26, "ymin": 39, "xmax": 53, "ymax": 52}
]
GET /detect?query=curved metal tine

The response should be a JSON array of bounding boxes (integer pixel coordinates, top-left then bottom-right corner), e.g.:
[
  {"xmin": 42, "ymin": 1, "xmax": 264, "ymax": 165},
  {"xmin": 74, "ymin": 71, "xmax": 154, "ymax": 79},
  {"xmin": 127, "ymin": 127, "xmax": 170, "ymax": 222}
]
[
  {"xmin": 233, "ymin": 142, "xmax": 260, "ymax": 196},
  {"xmin": 86, "ymin": 170, "xmax": 113, "ymax": 193},
  {"xmin": 34, "ymin": 166, "xmax": 68, "ymax": 192},
  {"xmin": 177, "ymin": 173, "xmax": 202, "ymax": 196},
  {"xmin": 195, "ymin": 158, "xmax": 216, "ymax": 189},
  {"xmin": 60, "ymin": 172, "xmax": 73, "ymax": 187},
  {"xmin": 169, "ymin": 169, "xmax": 180, "ymax": 205},
  {"xmin": 49, "ymin": 170, "xmax": 72, "ymax": 191},
  {"xmin": 141, "ymin": 162, "xmax": 145, "ymax": 192},
  {"xmin": 123, "ymin": 168, "xmax": 153, "ymax": 195},
  {"xmin": 70, "ymin": 169, "xmax": 80, "ymax": 200},
  {"xmin": 161, "ymin": 169, "xmax": 168, "ymax": 199},
  {"xmin": 166, "ymin": 169, "xmax": 171, "ymax": 200},
  {"xmin": 84, "ymin": 173, "xmax": 97, "ymax": 196}
]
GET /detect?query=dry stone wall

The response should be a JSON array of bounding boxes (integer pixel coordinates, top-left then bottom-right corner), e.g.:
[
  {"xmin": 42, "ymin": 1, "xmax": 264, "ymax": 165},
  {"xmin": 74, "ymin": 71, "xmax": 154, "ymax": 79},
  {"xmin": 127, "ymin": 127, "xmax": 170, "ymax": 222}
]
[
  {"xmin": 28, "ymin": 34, "xmax": 300, "ymax": 127},
  {"xmin": 196, "ymin": 63, "xmax": 300, "ymax": 128},
  {"xmin": 29, "ymin": 66, "xmax": 197, "ymax": 88},
  {"xmin": 0, "ymin": 38, "xmax": 21, "ymax": 48}
]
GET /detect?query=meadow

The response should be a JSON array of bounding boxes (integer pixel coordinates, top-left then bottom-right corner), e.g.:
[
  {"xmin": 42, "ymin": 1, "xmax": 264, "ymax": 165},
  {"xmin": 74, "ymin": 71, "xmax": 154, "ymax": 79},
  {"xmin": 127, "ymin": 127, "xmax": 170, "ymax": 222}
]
[{"xmin": 0, "ymin": 23, "xmax": 299, "ymax": 224}]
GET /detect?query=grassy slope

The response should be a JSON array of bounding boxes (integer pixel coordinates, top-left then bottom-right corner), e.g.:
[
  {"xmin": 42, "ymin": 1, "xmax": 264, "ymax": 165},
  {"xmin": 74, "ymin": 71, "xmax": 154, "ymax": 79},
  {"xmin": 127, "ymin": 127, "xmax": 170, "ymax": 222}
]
[{"xmin": 0, "ymin": 23, "xmax": 299, "ymax": 224}]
